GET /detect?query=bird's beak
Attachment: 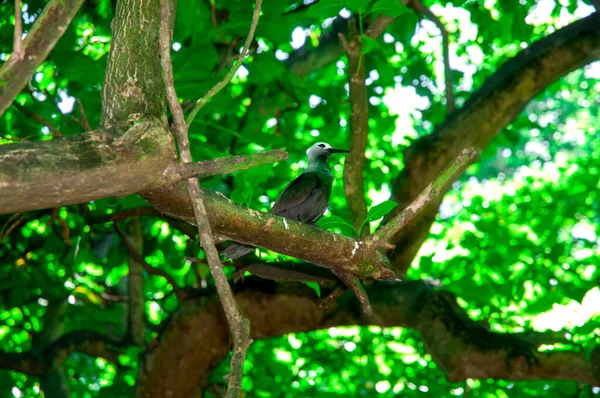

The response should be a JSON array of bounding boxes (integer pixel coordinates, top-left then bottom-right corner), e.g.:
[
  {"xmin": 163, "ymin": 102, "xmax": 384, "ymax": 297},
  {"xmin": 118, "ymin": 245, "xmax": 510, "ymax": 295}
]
[{"xmin": 328, "ymin": 148, "xmax": 350, "ymax": 154}]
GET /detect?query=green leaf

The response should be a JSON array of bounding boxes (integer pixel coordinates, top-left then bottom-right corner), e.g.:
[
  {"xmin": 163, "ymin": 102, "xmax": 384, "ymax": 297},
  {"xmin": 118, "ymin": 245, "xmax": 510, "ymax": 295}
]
[
  {"xmin": 304, "ymin": 281, "xmax": 321, "ymax": 297},
  {"xmin": 347, "ymin": 0, "xmax": 371, "ymax": 13},
  {"xmin": 305, "ymin": 0, "xmax": 346, "ymax": 18},
  {"xmin": 318, "ymin": 215, "xmax": 357, "ymax": 236},
  {"xmin": 359, "ymin": 200, "xmax": 398, "ymax": 234},
  {"xmin": 364, "ymin": 200, "xmax": 398, "ymax": 223},
  {"xmin": 369, "ymin": 0, "xmax": 408, "ymax": 17},
  {"xmin": 360, "ymin": 35, "xmax": 380, "ymax": 54},
  {"xmin": 174, "ymin": 0, "xmax": 209, "ymax": 42}
]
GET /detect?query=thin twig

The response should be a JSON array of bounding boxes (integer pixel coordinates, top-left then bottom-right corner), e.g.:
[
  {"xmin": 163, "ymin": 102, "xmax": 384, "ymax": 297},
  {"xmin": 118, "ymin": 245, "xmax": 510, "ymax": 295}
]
[
  {"xmin": 13, "ymin": 0, "xmax": 24, "ymax": 61},
  {"xmin": 185, "ymin": 0, "xmax": 263, "ymax": 125},
  {"xmin": 332, "ymin": 271, "xmax": 372, "ymax": 315},
  {"xmin": 0, "ymin": 0, "xmax": 85, "ymax": 117},
  {"xmin": 164, "ymin": 149, "xmax": 288, "ymax": 183},
  {"xmin": 372, "ymin": 147, "xmax": 478, "ymax": 245},
  {"xmin": 0, "ymin": 213, "xmax": 24, "ymax": 242},
  {"xmin": 75, "ymin": 98, "xmax": 92, "ymax": 131},
  {"xmin": 211, "ymin": 0, "xmax": 228, "ymax": 43},
  {"xmin": 410, "ymin": 0, "xmax": 455, "ymax": 113},
  {"xmin": 159, "ymin": 1, "xmax": 261, "ymax": 396},
  {"xmin": 114, "ymin": 223, "xmax": 187, "ymax": 302},
  {"xmin": 13, "ymin": 103, "xmax": 64, "ymax": 137}
]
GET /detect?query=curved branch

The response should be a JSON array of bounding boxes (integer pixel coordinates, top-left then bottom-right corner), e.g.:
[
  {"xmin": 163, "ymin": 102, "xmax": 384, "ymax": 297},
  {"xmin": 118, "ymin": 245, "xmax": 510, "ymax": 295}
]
[
  {"xmin": 0, "ymin": 0, "xmax": 85, "ymax": 117},
  {"xmin": 138, "ymin": 279, "xmax": 599, "ymax": 397},
  {"xmin": 388, "ymin": 13, "xmax": 600, "ymax": 274}
]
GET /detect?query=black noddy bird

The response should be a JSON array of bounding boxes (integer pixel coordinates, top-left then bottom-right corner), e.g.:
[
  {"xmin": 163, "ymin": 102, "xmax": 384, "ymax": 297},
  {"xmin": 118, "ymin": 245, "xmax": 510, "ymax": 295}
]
[{"xmin": 221, "ymin": 142, "xmax": 349, "ymax": 260}]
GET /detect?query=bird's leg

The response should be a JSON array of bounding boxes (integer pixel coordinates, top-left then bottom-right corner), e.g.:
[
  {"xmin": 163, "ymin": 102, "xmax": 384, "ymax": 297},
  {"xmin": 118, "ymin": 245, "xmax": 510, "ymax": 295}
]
[{"xmin": 332, "ymin": 270, "xmax": 372, "ymax": 315}]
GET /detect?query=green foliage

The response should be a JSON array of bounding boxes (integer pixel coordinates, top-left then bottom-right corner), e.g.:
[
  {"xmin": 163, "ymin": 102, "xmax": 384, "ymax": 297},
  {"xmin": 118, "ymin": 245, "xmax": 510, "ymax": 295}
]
[{"xmin": 1, "ymin": 0, "xmax": 600, "ymax": 396}]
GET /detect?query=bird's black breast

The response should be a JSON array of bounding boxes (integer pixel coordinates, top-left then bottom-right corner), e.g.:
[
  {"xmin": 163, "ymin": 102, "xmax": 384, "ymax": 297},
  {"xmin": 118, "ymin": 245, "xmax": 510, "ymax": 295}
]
[{"xmin": 270, "ymin": 170, "xmax": 333, "ymax": 224}]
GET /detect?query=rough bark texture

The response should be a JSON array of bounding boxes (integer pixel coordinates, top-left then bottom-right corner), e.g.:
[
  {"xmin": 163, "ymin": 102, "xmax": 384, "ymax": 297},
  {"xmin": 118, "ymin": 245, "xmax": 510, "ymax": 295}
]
[
  {"xmin": 387, "ymin": 13, "xmax": 600, "ymax": 274},
  {"xmin": 342, "ymin": 31, "xmax": 370, "ymax": 236},
  {"xmin": 0, "ymin": 0, "xmax": 85, "ymax": 116},
  {"xmin": 137, "ymin": 279, "xmax": 600, "ymax": 397},
  {"xmin": 0, "ymin": 128, "xmax": 176, "ymax": 214},
  {"xmin": 144, "ymin": 184, "xmax": 396, "ymax": 280},
  {"xmin": 2, "ymin": 1, "xmax": 600, "ymax": 396},
  {"xmin": 100, "ymin": 0, "xmax": 167, "ymax": 133}
]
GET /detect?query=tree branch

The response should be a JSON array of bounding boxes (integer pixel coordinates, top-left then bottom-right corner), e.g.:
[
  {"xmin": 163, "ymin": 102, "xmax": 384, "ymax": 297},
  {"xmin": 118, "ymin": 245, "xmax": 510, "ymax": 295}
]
[
  {"xmin": 372, "ymin": 147, "xmax": 477, "ymax": 246},
  {"xmin": 285, "ymin": 1, "xmax": 408, "ymax": 78},
  {"xmin": 99, "ymin": 0, "xmax": 168, "ymax": 133},
  {"xmin": 126, "ymin": 217, "xmax": 145, "ymax": 346},
  {"xmin": 13, "ymin": 103, "xmax": 64, "ymax": 138},
  {"xmin": 387, "ymin": 13, "xmax": 600, "ymax": 274},
  {"xmin": 114, "ymin": 222, "xmax": 188, "ymax": 302},
  {"xmin": 165, "ymin": 149, "xmax": 288, "ymax": 182},
  {"xmin": 138, "ymin": 278, "xmax": 600, "ymax": 397},
  {"xmin": 185, "ymin": 0, "xmax": 262, "ymax": 125},
  {"xmin": 0, "ymin": 130, "xmax": 285, "ymax": 215},
  {"xmin": 13, "ymin": 0, "xmax": 24, "ymax": 61},
  {"xmin": 340, "ymin": 26, "xmax": 370, "ymax": 237},
  {"xmin": 44, "ymin": 330, "xmax": 127, "ymax": 367},
  {"xmin": 409, "ymin": 0, "xmax": 455, "ymax": 113},
  {"xmin": 0, "ymin": 352, "xmax": 46, "ymax": 376},
  {"xmin": 74, "ymin": 98, "xmax": 92, "ymax": 132},
  {"xmin": 0, "ymin": 331, "xmax": 126, "ymax": 377},
  {"xmin": 0, "ymin": 0, "xmax": 85, "ymax": 117},
  {"xmin": 0, "ymin": 128, "xmax": 396, "ymax": 281},
  {"xmin": 158, "ymin": 1, "xmax": 262, "ymax": 395}
]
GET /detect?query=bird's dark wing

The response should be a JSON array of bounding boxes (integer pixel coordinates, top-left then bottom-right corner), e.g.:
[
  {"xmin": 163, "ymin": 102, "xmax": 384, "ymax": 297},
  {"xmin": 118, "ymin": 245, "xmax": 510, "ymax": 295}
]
[{"xmin": 270, "ymin": 172, "xmax": 321, "ymax": 220}]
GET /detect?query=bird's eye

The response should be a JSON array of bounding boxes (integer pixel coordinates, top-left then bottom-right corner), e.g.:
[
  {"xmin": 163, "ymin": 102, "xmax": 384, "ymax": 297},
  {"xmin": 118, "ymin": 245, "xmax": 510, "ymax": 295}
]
[{"xmin": 318, "ymin": 144, "xmax": 326, "ymax": 148}]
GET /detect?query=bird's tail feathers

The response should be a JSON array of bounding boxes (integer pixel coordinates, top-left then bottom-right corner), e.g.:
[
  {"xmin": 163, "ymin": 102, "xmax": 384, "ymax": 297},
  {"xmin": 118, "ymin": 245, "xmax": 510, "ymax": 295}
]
[{"xmin": 220, "ymin": 243, "xmax": 255, "ymax": 260}]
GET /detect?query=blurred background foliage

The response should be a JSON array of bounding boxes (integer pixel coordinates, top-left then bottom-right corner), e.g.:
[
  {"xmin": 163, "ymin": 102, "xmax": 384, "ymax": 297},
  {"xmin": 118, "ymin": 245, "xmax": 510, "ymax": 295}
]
[{"xmin": 1, "ymin": 0, "xmax": 600, "ymax": 396}]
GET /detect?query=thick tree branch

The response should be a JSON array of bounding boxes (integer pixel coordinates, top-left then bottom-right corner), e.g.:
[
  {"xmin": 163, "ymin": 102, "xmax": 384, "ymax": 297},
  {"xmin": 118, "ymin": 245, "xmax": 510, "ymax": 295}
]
[
  {"xmin": 144, "ymin": 183, "xmax": 397, "ymax": 280},
  {"xmin": 99, "ymin": 0, "xmax": 167, "ymax": 133},
  {"xmin": 387, "ymin": 13, "xmax": 600, "ymax": 274},
  {"xmin": 138, "ymin": 279, "xmax": 599, "ymax": 397},
  {"xmin": 0, "ymin": 0, "xmax": 85, "ymax": 117},
  {"xmin": 0, "ymin": 128, "xmax": 395, "ymax": 280},
  {"xmin": 409, "ymin": 0, "xmax": 455, "ymax": 112},
  {"xmin": 340, "ymin": 28, "xmax": 370, "ymax": 237},
  {"xmin": 0, "ymin": 129, "xmax": 176, "ymax": 215},
  {"xmin": 0, "ymin": 131, "xmax": 285, "ymax": 215}
]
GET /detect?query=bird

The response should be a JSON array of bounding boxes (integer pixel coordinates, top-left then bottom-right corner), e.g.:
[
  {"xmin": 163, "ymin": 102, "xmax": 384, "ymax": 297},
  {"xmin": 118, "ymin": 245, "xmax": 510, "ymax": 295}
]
[{"xmin": 221, "ymin": 142, "xmax": 349, "ymax": 260}]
